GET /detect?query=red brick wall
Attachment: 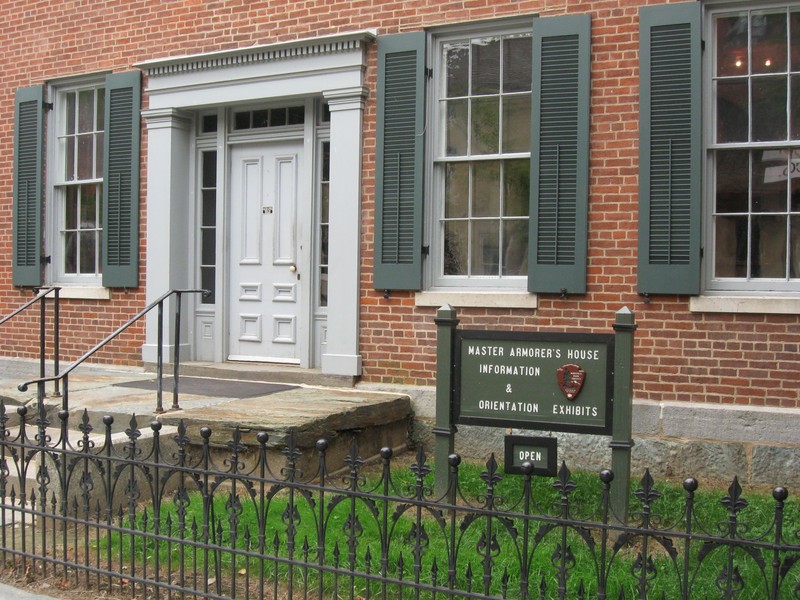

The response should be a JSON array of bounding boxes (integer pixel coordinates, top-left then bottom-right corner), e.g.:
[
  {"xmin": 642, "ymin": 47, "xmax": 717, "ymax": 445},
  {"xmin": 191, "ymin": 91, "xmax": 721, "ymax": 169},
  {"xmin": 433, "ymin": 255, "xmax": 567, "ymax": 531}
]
[{"xmin": 0, "ymin": 0, "xmax": 797, "ymax": 409}]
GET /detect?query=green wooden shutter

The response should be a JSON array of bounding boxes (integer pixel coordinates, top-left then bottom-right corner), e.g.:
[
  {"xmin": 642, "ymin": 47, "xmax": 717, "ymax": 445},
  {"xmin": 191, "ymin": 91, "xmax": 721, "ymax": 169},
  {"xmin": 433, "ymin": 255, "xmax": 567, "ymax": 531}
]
[
  {"xmin": 528, "ymin": 14, "xmax": 591, "ymax": 294},
  {"xmin": 638, "ymin": 2, "xmax": 702, "ymax": 295},
  {"xmin": 102, "ymin": 71, "xmax": 141, "ymax": 288},
  {"xmin": 13, "ymin": 86, "xmax": 44, "ymax": 287},
  {"xmin": 373, "ymin": 32, "xmax": 426, "ymax": 291}
]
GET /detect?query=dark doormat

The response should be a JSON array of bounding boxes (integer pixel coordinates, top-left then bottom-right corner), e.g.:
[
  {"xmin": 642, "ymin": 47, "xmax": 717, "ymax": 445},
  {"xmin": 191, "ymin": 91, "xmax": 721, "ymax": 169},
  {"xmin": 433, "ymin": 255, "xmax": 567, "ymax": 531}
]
[{"xmin": 115, "ymin": 377, "xmax": 297, "ymax": 398}]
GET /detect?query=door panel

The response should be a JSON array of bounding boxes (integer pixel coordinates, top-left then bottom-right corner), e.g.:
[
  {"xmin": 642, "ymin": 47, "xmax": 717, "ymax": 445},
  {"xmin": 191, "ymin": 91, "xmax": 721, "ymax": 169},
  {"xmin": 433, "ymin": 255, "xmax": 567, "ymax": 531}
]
[{"xmin": 228, "ymin": 140, "xmax": 305, "ymax": 362}]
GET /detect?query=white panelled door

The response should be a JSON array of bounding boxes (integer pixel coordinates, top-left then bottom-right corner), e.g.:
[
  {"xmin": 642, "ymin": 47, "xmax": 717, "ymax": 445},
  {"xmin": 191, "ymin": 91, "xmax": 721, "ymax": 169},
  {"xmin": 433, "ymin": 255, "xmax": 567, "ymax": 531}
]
[{"xmin": 228, "ymin": 140, "xmax": 305, "ymax": 363}]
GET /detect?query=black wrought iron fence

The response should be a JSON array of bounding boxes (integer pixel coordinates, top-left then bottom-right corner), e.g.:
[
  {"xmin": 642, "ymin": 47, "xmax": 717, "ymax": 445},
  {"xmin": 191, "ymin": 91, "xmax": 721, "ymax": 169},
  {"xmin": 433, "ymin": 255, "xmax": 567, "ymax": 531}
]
[{"xmin": 0, "ymin": 401, "xmax": 798, "ymax": 599}]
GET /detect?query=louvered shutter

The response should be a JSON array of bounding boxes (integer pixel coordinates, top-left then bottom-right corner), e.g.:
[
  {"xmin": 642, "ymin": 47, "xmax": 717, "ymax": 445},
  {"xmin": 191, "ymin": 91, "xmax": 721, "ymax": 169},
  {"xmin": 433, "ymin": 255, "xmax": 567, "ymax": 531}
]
[
  {"xmin": 373, "ymin": 32, "xmax": 426, "ymax": 291},
  {"xmin": 13, "ymin": 86, "xmax": 44, "ymax": 287},
  {"xmin": 102, "ymin": 71, "xmax": 141, "ymax": 288},
  {"xmin": 638, "ymin": 2, "xmax": 702, "ymax": 295},
  {"xmin": 528, "ymin": 14, "xmax": 591, "ymax": 294}
]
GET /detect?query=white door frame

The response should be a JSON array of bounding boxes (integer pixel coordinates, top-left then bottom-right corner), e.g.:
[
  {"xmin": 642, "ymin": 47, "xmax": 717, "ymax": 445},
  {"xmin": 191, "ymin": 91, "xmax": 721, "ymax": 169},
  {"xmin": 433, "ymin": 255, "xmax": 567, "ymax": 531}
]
[{"xmin": 139, "ymin": 31, "xmax": 372, "ymax": 376}]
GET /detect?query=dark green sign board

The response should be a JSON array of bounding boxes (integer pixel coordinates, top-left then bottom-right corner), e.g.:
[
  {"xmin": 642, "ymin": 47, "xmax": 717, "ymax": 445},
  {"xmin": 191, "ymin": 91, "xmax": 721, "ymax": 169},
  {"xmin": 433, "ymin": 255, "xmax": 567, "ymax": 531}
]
[
  {"xmin": 454, "ymin": 330, "xmax": 614, "ymax": 434},
  {"xmin": 504, "ymin": 436, "xmax": 557, "ymax": 476}
]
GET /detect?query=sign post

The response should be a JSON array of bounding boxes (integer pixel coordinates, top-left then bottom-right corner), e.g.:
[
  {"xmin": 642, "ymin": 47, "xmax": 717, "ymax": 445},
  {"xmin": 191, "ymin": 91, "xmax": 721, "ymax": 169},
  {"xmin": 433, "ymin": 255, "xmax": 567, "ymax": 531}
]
[
  {"xmin": 434, "ymin": 305, "xmax": 459, "ymax": 499},
  {"xmin": 610, "ymin": 307, "xmax": 636, "ymax": 521}
]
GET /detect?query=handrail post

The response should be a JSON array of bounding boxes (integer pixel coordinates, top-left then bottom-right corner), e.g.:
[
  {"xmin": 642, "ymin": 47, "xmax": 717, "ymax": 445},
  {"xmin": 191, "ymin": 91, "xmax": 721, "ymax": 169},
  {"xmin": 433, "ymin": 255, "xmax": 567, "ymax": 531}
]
[
  {"xmin": 171, "ymin": 291, "xmax": 182, "ymax": 411},
  {"xmin": 39, "ymin": 290, "xmax": 46, "ymax": 385},
  {"xmin": 155, "ymin": 300, "xmax": 164, "ymax": 414},
  {"xmin": 52, "ymin": 288, "xmax": 61, "ymax": 398}
]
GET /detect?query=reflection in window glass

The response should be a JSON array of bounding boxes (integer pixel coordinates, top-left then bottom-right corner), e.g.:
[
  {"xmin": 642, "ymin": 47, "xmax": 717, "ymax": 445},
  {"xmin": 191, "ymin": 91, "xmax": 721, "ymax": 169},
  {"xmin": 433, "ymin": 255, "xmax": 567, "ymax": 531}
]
[{"xmin": 712, "ymin": 8, "xmax": 800, "ymax": 284}]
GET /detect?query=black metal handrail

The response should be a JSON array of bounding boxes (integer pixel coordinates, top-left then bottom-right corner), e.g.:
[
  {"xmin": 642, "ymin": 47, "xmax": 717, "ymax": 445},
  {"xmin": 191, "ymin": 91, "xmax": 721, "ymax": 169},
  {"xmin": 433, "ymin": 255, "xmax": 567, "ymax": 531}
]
[
  {"xmin": 0, "ymin": 286, "xmax": 61, "ymax": 397},
  {"xmin": 18, "ymin": 288, "xmax": 207, "ymax": 414}
]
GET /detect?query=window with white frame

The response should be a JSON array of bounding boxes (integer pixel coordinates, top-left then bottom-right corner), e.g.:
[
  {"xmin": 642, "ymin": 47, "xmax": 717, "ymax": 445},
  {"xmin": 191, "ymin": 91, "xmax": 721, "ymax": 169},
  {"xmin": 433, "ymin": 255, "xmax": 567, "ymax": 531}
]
[
  {"xmin": 708, "ymin": 5, "xmax": 800, "ymax": 292},
  {"xmin": 52, "ymin": 81, "xmax": 105, "ymax": 282},
  {"xmin": 432, "ymin": 28, "xmax": 532, "ymax": 288}
]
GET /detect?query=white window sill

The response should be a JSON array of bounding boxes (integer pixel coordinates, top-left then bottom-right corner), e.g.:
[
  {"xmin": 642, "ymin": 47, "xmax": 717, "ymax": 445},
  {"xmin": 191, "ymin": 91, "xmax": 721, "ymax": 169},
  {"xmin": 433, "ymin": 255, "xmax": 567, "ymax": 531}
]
[
  {"xmin": 55, "ymin": 286, "xmax": 111, "ymax": 301},
  {"xmin": 415, "ymin": 290, "xmax": 538, "ymax": 310},
  {"xmin": 690, "ymin": 295, "xmax": 800, "ymax": 315}
]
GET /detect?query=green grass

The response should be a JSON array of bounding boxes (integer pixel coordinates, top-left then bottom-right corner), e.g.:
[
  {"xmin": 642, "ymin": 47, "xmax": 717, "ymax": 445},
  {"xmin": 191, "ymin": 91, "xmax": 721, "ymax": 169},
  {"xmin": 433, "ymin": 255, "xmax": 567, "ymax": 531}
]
[{"xmin": 94, "ymin": 458, "xmax": 800, "ymax": 599}]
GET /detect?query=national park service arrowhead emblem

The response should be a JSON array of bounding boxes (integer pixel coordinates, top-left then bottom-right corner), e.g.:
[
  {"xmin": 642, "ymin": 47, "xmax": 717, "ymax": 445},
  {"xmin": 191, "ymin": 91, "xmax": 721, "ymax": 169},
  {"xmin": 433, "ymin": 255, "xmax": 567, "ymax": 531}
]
[{"xmin": 557, "ymin": 364, "xmax": 586, "ymax": 401}]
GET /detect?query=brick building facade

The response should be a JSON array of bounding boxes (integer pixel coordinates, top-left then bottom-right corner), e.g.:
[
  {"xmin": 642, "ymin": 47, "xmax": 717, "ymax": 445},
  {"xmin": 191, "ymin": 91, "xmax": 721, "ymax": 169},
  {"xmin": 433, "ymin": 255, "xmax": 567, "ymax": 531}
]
[{"xmin": 1, "ymin": 0, "xmax": 798, "ymax": 483}]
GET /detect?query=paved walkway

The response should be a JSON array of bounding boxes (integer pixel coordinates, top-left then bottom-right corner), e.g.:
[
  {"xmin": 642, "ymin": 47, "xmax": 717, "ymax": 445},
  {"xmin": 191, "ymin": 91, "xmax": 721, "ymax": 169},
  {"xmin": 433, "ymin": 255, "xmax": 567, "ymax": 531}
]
[{"xmin": 0, "ymin": 582, "xmax": 62, "ymax": 600}]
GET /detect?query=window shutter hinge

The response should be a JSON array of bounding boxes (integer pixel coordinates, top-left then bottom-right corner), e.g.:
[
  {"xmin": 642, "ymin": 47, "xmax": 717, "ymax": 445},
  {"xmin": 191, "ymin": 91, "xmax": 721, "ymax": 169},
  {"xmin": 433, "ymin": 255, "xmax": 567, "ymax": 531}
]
[
  {"xmin": 41, "ymin": 255, "xmax": 51, "ymax": 265},
  {"xmin": 425, "ymin": 67, "xmax": 433, "ymax": 79},
  {"xmin": 42, "ymin": 102, "xmax": 53, "ymax": 112},
  {"xmin": 421, "ymin": 245, "xmax": 430, "ymax": 256},
  {"xmin": 700, "ymin": 39, "xmax": 705, "ymax": 53}
]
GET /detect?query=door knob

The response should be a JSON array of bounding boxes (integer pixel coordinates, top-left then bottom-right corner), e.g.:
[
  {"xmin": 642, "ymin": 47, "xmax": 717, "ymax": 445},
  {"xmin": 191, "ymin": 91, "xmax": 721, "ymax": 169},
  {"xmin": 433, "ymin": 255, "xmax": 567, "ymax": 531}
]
[{"xmin": 289, "ymin": 264, "xmax": 297, "ymax": 273}]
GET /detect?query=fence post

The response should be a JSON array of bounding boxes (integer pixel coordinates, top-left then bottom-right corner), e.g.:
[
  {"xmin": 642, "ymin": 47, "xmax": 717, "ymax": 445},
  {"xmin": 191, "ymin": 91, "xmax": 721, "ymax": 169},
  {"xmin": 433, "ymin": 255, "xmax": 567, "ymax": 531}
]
[
  {"xmin": 434, "ymin": 305, "xmax": 459, "ymax": 499},
  {"xmin": 610, "ymin": 306, "xmax": 636, "ymax": 522}
]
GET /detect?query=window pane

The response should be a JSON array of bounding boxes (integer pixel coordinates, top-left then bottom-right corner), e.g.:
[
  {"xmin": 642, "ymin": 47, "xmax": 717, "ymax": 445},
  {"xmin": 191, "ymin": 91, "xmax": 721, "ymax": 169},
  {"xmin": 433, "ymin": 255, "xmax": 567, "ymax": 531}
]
[
  {"xmin": 202, "ymin": 190, "xmax": 216, "ymax": 227},
  {"xmin": 752, "ymin": 76, "xmax": 787, "ymax": 141},
  {"xmin": 319, "ymin": 265, "xmax": 328, "ymax": 307},
  {"xmin": 253, "ymin": 109, "xmax": 270, "ymax": 128},
  {"xmin": 79, "ymin": 231, "xmax": 97, "ymax": 274},
  {"xmin": 64, "ymin": 231, "xmax": 78, "ymax": 274},
  {"xmin": 716, "ymin": 14, "xmax": 748, "ymax": 77},
  {"xmin": 716, "ymin": 149, "xmax": 750, "ymax": 213},
  {"xmin": 65, "ymin": 137, "xmax": 75, "ymax": 180},
  {"xmin": 202, "ymin": 151, "xmax": 217, "ymax": 188},
  {"xmin": 445, "ymin": 99, "xmax": 468, "ymax": 156},
  {"xmin": 201, "ymin": 114, "xmax": 218, "ymax": 134},
  {"xmin": 502, "ymin": 219, "xmax": 528, "ymax": 275},
  {"xmin": 751, "ymin": 11, "xmax": 787, "ymax": 74},
  {"xmin": 444, "ymin": 220, "xmax": 468, "ymax": 275},
  {"xmin": 503, "ymin": 35, "xmax": 532, "ymax": 93},
  {"xmin": 471, "ymin": 96, "xmax": 499, "ymax": 154},
  {"xmin": 320, "ymin": 224, "xmax": 329, "ymax": 266},
  {"xmin": 473, "ymin": 161, "xmax": 501, "ymax": 217},
  {"xmin": 754, "ymin": 149, "xmax": 788, "ymax": 212},
  {"xmin": 288, "ymin": 105, "xmax": 304, "ymax": 125},
  {"xmin": 792, "ymin": 10, "xmax": 800, "ymax": 71},
  {"xmin": 65, "ymin": 187, "xmax": 78, "ymax": 230},
  {"xmin": 791, "ymin": 215, "xmax": 800, "ymax": 277},
  {"xmin": 752, "ymin": 215, "xmax": 787, "ymax": 277},
  {"xmin": 321, "ymin": 184, "xmax": 329, "ymax": 223},
  {"xmin": 270, "ymin": 108, "xmax": 286, "ymax": 127},
  {"xmin": 792, "ymin": 149, "xmax": 800, "ymax": 210},
  {"xmin": 792, "ymin": 74, "xmax": 800, "ymax": 140},
  {"xmin": 77, "ymin": 134, "xmax": 94, "ymax": 179},
  {"xmin": 200, "ymin": 266, "xmax": 216, "ymax": 304},
  {"xmin": 717, "ymin": 79, "xmax": 749, "ymax": 142},
  {"xmin": 502, "ymin": 94, "xmax": 531, "ymax": 153},
  {"xmin": 715, "ymin": 215, "xmax": 748, "ymax": 277},
  {"xmin": 471, "ymin": 37, "xmax": 500, "ymax": 95},
  {"xmin": 471, "ymin": 219, "xmax": 499, "ymax": 275},
  {"xmin": 444, "ymin": 162, "xmax": 468, "ymax": 218},
  {"xmin": 201, "ymin": 229, "xmax": 216, "ymax": 265},
  {"xmin": 78, "ymin": 89, "xmax": 94, "ymax": 133},
  {"xmin": 504, "ymin": 159, "xmax": 530, "ymax": 217},
  {"xmin": 66, "ymin": 92, "xmax": 76, "ymax": 135},
  {"xmin": 80, "ymin": 185, "xmax": 97, "ymax": 227},
  {"xmin": 95, "ymin": 132, "xmax": 104, "ymax": 178},
  {"xmin": 234, "ymin": 111, "xmax": 250, "ymax": 130},
  {"xmin": 444, "ymin": 42, "xmax": 469, "ymax": 97}
]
